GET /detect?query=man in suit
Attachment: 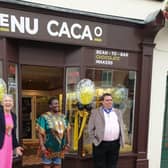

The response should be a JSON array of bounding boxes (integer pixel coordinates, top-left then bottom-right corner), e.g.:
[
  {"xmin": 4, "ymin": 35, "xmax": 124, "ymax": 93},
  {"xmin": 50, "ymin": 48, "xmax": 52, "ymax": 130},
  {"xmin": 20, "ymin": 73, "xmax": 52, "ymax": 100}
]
[{"xmin": 88, "ymin": 93, "xmax": 125, "ymax": 168}]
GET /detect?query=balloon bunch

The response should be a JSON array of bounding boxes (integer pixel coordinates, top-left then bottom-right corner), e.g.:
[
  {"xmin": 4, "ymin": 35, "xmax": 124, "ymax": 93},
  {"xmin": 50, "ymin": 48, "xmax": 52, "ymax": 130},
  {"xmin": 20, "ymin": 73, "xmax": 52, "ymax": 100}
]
[
  {"xmin": 76, "ymin": 78, "xmax": 95, "ymax": 105},
  {"xmin": 73, "ymin": 79, "xmax": 95, "ymax": 151},
  {"xmin": 0, "ymin": 78, "xmax": 7, "ymax": 102},
  {"xmin": 111, "ymin": 85, "xmax": 128, "ymax": 109}
]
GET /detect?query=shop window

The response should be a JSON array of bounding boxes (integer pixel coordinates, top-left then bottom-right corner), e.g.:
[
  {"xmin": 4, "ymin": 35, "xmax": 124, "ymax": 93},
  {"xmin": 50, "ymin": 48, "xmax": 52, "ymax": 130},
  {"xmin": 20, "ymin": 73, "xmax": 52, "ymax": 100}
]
[
  {"xmin": 65, "ymin": 67, "xmax": 136, "ymax": 157},
  {"xmin": 0, "ymin": 61, "xmax": 3, "ymax": 78},
  {"xmin": 102, "ymin": 70, "xmax": 112, "ymax": 87},
  {"xmin": 8, "ymin": 63, "xmax": 18, "ymax": 117},
  {"xmin": 81, "ymin": 68, "xmax": 136, "ymax": 156},
  {"xmin": 65, "ymin": 67, "xmax": 80, "ymax": 154},
  {"xmin": 0, "ymin": 61, "xmax": 4, "ymax": 101},
  {"xmin": 8, "ymin": 63, "xmax": 19, "ymax": 149}
]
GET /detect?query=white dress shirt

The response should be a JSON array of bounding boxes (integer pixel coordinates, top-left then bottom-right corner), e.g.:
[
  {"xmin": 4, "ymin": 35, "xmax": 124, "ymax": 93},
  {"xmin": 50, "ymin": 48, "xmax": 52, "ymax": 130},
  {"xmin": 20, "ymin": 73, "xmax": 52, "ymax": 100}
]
[{"xmin": 103, "ymin": 109, "xmax": 120, "ymax": 141}]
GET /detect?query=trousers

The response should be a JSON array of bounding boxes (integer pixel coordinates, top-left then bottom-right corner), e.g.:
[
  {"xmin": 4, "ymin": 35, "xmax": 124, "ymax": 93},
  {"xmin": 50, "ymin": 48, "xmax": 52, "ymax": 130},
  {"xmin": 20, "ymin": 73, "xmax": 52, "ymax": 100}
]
[{"xmin": 93, "ymin": 139, "xmax": 120, "ymax": 168}]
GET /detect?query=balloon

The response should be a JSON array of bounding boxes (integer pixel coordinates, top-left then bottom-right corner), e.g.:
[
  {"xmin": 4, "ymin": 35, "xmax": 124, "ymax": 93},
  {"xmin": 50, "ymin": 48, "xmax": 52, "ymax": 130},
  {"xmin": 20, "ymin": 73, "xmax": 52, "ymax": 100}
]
[
  {"xmin": 76, "ymin": 79, "xmax": 95, "ymax": 105},
  {"xmin": 111, "ymin": 86, "xmax": 127, "ymax": 104},
  {"xmin": 0, "ymin": 79, "xmax": 7, "ymax": 102}
]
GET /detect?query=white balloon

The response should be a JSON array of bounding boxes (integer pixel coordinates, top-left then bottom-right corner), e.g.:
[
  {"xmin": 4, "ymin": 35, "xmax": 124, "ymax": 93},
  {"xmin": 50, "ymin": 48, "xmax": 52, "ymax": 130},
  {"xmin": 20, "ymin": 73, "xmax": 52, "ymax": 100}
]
[{"xmin": 76, "ymin": 79, "xmax": 95, "ymax": 105}]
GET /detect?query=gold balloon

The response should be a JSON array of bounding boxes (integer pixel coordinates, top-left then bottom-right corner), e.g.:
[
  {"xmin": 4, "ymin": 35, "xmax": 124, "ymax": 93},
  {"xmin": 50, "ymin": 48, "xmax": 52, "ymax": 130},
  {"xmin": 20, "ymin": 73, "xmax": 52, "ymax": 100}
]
[
  {"xmin": 76, "ymin": 79, "xmax": 95, "ymax": 105},
  {"xmin": 0, "ymin": 79, "xmax": 7, "ymax": 102},
  {"xmin": 111, "ymin": 87, "xmax": 127, "ymax": 104}
]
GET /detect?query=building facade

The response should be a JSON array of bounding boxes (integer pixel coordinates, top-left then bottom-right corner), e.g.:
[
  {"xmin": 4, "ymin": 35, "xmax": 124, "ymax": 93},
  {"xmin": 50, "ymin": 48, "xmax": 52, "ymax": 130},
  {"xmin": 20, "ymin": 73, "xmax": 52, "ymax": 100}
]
[{"xmin": 0, "ymin": 1, "xmax": 165, "ymax": 168}]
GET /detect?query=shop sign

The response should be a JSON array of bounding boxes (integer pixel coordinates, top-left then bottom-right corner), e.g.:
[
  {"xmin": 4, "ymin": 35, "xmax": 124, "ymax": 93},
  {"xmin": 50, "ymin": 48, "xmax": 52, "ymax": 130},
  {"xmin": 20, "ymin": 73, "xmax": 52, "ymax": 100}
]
[
  {"xmin": 95, "ymin": 49, "xmax": 128, "ymax": 65},
  {"xmin": 0, "ymin": 7, "xmax": 107, "ymax": 47}
]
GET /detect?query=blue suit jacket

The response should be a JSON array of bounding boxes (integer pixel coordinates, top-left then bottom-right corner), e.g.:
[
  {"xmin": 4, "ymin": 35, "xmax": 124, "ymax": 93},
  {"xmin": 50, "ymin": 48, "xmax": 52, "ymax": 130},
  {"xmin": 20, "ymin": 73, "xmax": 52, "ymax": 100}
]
[{"xmin": 0, "ymin": 106, "xmax": 19, "ymax": 149}]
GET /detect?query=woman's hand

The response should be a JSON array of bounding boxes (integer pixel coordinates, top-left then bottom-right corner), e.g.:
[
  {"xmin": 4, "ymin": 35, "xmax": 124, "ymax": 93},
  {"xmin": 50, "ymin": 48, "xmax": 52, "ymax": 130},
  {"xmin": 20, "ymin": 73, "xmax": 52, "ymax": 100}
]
[{"xmin": 16, "ymin": 146, "xmax": 24, "ymax": 156}]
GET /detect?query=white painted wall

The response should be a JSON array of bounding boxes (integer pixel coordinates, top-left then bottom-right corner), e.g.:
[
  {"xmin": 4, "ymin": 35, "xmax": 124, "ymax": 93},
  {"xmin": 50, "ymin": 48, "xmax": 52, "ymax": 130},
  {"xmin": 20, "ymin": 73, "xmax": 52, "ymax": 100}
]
[
  {"xmin": 21, "ymin": 0, "xmax": 164, "ymax": 20},
  {"xmin": 148, "ymin": 21, "xmax": 168, "ymax": 168}
]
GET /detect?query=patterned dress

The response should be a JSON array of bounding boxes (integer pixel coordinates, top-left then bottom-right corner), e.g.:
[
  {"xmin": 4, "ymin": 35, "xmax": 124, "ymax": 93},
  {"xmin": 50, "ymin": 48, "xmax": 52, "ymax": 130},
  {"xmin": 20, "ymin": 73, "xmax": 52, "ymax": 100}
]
[
  {"xmin": 0, "ymin": 113, "xmax": 13, "ymax": 168},
  {"xmin": 36, "ymin": 112, "xmax": 70, "ymax": 159}
]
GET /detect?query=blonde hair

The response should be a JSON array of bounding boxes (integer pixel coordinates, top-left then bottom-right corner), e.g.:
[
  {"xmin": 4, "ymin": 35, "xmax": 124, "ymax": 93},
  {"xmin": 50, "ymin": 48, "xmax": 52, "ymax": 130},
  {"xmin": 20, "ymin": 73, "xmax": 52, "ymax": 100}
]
[{"xmin": 2, "ymin": 94, "xmax": 14, "ymax": 101}]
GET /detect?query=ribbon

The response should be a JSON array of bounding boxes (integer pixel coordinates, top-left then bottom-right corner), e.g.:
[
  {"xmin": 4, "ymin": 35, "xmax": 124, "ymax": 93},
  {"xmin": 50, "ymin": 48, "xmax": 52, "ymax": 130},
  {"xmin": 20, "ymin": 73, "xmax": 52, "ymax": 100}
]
[
  {"xmin": 73, "ymin": 110, "xmax": 89, "ymax": 151},
  {"xmin": 73, "ymin": 111, "xmax": 79, "ymax": 151},
  {"xmin": 78, "ymin": 110, "xmax": 89, "ymax": 140}
]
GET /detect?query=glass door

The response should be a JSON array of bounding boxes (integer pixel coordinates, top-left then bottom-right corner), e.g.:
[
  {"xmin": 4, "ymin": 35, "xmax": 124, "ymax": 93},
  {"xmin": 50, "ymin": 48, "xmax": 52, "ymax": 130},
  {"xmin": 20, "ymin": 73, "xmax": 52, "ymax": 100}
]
[
  {"xmin": 22, "ymin": 96, "xmax": 34, "ymax": 139},
  {"xmin": 21, "ymin": 65, "xmax": 64, "ymax": 166}
]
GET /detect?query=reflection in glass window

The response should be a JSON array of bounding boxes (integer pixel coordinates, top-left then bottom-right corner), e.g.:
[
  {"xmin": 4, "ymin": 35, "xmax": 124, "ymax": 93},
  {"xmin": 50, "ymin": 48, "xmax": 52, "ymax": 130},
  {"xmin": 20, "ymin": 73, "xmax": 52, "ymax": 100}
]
[
  {"xmin": 8, "ymin": 63, "xmax": 18, "ymax": 142},
  {"xmin": 102, "ymin": 70, "xmax": 112, "ymax": 87},
  {"xmin": 0, "ymin": 61, "xmax": 4, "ymax": 102},
  {"xmin": 66, "ymin": 67, "xmax": 80, "ymax": 154},
  {"xmin": 8, "ymin": 63, "xmax": 18, "ymax": 114},
  {"xmin": 82, "ymin": 68, "xmax": 136, "ymax": 156}
]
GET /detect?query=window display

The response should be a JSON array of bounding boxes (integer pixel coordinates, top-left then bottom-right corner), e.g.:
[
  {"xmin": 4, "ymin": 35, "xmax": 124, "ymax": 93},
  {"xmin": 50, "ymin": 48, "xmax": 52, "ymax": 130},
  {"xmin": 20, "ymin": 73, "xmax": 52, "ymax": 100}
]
[
  {"xmin": 65, "ymin": 67, "xmax": 136, "ymax": 156},
  {"xmin": 83, "ymin": 68, "xmax": 136, "ymax": 155},
  {"xmin": 65, "ymin": 67, "xmax": 80, "ymax": 153}
]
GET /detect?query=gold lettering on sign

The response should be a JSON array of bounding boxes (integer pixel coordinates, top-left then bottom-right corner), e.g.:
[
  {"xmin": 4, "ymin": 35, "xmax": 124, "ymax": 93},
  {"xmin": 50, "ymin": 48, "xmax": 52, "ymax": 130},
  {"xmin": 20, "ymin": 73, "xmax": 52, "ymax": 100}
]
[{"xmin": 95, "ymin": 49, "xmax": 128, "ymax": 65}]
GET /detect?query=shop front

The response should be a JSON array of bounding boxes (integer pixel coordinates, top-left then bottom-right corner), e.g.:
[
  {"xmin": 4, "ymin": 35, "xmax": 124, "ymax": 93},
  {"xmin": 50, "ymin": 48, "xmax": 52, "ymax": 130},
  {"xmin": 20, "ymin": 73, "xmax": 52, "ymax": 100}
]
[{"xmin": 0, "ymin": 1, "xmax": 164, "ymax": 168}]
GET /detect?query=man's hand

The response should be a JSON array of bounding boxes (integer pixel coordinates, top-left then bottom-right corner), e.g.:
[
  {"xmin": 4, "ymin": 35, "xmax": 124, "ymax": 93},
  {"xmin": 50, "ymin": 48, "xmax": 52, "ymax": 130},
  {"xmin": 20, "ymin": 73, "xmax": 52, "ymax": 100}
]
[
  {"xmin": 64, "ymin": 144, "xmax": 70, "ymax": 153},
  {"xmin": 41, "ymin": 145, "xmax": 47, "ymax": 153}
]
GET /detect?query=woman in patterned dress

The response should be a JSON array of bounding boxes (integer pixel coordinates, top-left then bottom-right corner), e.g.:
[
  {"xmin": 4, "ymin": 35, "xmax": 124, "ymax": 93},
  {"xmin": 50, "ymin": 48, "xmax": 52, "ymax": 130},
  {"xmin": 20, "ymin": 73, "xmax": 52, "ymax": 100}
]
[{"xmin": 0, "ymin": 94, "xmax": 23, "ymax": 168}]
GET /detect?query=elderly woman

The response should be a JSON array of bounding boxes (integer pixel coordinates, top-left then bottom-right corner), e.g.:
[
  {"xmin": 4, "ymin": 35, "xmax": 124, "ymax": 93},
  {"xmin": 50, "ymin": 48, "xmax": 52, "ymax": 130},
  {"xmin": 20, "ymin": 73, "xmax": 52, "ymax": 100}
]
[{"xmin": 0, "ymin": 94, "xmax": 23, "ymax": 168}]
